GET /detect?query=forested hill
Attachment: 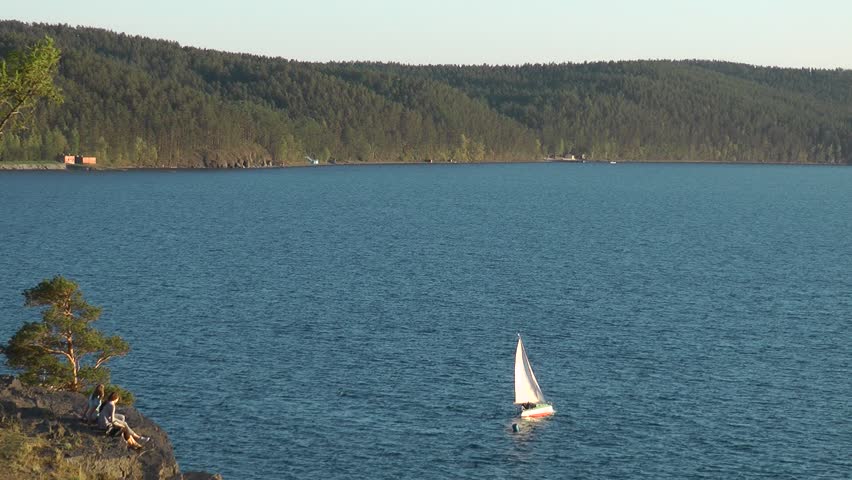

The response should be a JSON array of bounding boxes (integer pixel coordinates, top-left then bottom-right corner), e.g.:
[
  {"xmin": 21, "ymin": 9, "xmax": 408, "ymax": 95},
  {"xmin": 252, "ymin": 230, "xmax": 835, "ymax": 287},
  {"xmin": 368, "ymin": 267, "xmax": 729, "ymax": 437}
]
[{"xmin": 1, "ymin": 21, "xmax": 850, "ymax": 167}]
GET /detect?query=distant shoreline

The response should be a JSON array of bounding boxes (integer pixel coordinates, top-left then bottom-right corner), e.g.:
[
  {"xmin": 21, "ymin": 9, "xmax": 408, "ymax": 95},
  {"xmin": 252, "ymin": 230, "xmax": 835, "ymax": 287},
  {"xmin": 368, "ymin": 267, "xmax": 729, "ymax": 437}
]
[
  {"xmin": 0, "ymin": 158, "xmax": 846, "ymax": 171},
  {"xmin": 0, "ymin": 163, "xmax": 68, "ymax": 170},
  {"xmin": 4, "ymin": 22, "xmax": 850, "ymax": 170}
]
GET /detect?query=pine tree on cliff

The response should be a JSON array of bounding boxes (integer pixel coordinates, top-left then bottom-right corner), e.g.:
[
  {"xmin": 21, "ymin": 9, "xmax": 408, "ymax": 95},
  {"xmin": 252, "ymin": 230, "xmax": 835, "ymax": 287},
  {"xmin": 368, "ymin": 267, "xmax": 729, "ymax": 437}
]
[{"xmin": 2, "ymin": 276, "xmax": 129, "ymax": 392}]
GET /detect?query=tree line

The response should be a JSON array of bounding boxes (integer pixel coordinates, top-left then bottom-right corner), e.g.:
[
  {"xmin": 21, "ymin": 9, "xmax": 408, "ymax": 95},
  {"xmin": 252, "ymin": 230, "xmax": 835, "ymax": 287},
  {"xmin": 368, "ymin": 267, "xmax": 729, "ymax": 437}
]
[{"xmin": 1, "ymin": 21, "xmax": 849, "ymax": 167}]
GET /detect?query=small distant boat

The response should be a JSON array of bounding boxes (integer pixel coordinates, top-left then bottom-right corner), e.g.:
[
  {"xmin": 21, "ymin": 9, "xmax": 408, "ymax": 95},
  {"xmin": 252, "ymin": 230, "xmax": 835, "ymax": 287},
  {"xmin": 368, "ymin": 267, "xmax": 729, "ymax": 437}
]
[
  {"xmin": 609, "ymin": 161, "xmax": 617, "ymax": 164},
  {"xmin": 514, "ymin": 334, "xmax": 554, "ymax": 418}
]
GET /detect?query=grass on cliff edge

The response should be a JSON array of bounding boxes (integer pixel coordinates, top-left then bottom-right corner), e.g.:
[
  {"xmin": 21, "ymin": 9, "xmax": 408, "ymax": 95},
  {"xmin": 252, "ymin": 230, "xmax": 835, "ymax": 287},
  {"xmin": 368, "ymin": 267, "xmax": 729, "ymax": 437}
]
[{"xmin": 0, "ymin": 420, "xmax": 90, "ymax": 480}]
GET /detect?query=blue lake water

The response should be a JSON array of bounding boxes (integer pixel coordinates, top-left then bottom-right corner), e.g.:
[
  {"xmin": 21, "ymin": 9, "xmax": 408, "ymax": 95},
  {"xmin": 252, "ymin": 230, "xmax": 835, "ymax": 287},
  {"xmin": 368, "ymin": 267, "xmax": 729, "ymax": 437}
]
[{"xmin": 0, "ymin": 163, "xmax": 850, "ymax": 479}]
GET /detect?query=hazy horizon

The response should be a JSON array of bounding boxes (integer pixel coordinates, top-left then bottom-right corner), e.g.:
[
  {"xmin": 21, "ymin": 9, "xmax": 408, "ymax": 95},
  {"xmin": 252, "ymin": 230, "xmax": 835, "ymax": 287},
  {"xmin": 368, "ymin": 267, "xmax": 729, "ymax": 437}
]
[
  {"xmin": 4, "ymin": 0, "xmax": 852, "ymax": 70},
  {"xmin": 11, "ymin": 19, "xmax": 852, "ymax": 72}
]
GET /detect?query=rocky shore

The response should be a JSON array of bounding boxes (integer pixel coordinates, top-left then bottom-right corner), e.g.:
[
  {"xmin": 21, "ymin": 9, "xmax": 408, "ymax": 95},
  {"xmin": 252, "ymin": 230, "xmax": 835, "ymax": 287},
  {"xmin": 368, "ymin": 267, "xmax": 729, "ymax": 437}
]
[
  {"xmin": 0, "ymin": 375, "xmax": 220, "ymax": 480},
  {"xmin": 0, "ymin": 163, "xmax": 67, "ymax": 170}
]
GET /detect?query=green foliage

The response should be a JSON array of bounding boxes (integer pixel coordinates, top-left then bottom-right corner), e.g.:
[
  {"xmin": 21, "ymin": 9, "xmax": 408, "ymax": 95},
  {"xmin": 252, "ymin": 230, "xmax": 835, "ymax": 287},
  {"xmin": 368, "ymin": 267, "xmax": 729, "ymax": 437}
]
[
  {"xmin": 3, "ymin": 276, "xmax": 130, "ymax": 392},
  {"xmin": 0, "ymin": 35, "xmax": 62, "ymax": 136},
  {"xmin": 0, "ymin": 21, "xmax": 850, "ymax": 165},
  {"xmin": 401, "ymin": 61, "xmax": 852, "ymax": 163}
]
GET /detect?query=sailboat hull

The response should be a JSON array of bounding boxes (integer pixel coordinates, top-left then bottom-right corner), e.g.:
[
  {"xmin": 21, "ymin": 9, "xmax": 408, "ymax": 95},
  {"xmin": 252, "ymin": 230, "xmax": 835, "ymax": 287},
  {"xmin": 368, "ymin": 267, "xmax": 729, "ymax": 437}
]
[{"xmin": 520, "ymin": 404, "xmax": 554, "ymax": 418}]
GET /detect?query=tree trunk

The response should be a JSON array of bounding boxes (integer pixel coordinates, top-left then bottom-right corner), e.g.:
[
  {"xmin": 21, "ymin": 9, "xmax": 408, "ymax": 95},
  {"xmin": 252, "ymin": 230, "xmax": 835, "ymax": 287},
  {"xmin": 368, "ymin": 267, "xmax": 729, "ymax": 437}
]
[{"xmin": 67, "ymin": 335, "xmax": 79, "ymax": 392}]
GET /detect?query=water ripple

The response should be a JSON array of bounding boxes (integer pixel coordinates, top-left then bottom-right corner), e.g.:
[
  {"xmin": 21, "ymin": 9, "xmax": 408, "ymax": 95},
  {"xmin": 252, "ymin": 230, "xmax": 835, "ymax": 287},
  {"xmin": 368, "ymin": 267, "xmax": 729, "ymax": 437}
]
[{"xmin": 0, "ymin": 164, "xmax": 850, "ymax": 479}]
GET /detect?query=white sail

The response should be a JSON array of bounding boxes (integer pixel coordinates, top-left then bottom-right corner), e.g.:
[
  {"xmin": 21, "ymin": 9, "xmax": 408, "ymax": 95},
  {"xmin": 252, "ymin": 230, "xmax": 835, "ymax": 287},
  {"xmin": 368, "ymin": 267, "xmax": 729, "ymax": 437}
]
[{"xmin": 514, "ymin": 336, "xmax": 545, "ymax": 404}]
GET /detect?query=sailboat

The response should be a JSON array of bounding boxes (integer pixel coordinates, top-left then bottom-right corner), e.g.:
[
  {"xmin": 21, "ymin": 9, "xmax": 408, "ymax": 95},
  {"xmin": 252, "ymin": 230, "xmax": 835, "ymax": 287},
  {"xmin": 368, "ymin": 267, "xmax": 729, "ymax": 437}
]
[{"xmin": 514, "ymin": 334, "xmax": 555, "ymax": 418}]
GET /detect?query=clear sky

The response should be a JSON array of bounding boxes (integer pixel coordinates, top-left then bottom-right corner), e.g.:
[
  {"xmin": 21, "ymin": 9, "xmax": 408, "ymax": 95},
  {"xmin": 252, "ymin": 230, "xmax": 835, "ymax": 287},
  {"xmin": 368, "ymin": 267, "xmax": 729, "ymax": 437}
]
[{"xmin": 4, "ymin": 0, "xmax": 851, "ymax": 68}]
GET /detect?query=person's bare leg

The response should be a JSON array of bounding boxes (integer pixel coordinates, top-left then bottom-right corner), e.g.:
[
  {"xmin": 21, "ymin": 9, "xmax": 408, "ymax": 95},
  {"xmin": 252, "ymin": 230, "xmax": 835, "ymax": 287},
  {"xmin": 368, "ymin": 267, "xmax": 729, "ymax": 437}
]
[
  {"xmin": 114, "ymin": 419, "xmax": 141, "ymax": 439},
  {"xmin": 123, "ymin": 428, "xmax": 141, "ymax": 447}
]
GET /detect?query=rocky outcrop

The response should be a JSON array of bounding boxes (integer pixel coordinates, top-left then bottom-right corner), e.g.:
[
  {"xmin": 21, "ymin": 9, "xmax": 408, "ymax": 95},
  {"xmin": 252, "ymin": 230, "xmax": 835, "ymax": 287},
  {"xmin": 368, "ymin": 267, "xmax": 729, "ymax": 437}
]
[
  {"xmin": 195, "ymin": 144, "xmax": 276, "ymax": 169},
  {"xmin": 0, "ymin": 375, "xmax": 221, "ymax": 480},
  {"xmin": 0, "ymin": 163, "xmax": 66, "ymax": 170}
]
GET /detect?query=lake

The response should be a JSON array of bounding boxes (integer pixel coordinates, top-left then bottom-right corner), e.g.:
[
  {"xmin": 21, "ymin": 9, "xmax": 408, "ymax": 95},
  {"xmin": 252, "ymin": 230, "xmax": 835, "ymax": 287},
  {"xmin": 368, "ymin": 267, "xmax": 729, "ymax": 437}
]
[{"xmin": 0, "ymin": 163, "xmax": 850, "ymax": 479}]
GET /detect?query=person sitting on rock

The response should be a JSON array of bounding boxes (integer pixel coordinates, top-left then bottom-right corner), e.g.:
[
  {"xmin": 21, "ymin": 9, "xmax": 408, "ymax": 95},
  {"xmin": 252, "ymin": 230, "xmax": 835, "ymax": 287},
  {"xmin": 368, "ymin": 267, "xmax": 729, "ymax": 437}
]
[
  {"xmin": 80, "ymin": 383, "xmax": 105, "ymax": 424},
  {"xmin": 97, "ymin": 391, "xmax": 150, "ymax": 449}
]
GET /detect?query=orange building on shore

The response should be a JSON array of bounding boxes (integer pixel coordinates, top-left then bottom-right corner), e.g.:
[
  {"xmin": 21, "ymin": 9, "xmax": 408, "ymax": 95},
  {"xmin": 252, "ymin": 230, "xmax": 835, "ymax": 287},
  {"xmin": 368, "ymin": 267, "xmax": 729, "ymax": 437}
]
[{"xmin": 58, "ymin": 155, "xmax": 97, "ymax": 165}]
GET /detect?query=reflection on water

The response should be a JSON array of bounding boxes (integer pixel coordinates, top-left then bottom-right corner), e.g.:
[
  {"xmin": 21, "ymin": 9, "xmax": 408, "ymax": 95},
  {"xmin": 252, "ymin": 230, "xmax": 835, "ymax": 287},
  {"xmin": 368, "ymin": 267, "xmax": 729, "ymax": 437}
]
[
  {"xmin": 506, "ymin": 412, "xmax": 557, "ymax": 471},
  {"xmin": 509, "ymin": 413, "xmax": 554, "ymax": 440}
]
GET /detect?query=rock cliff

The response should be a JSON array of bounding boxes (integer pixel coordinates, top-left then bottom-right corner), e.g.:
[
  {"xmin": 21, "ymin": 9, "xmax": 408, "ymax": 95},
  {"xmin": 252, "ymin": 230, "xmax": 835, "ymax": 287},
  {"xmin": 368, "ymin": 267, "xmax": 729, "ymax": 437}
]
[{"xmin": 0, "ymin": 375, "xmax": 220, "ymax": 479}]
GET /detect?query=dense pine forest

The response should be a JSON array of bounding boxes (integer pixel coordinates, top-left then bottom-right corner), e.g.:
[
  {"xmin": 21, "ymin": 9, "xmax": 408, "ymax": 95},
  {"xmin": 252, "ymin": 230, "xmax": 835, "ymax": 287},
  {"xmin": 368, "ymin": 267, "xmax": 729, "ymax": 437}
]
[{"xmin": 1, "ymin": 21, "xmax": 850, "ymax": 167}]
